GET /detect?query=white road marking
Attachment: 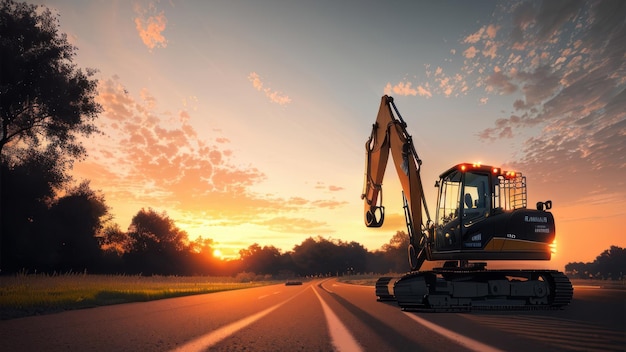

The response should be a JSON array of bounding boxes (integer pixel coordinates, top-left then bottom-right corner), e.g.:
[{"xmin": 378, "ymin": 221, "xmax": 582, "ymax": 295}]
[
  {"xmin": 171, "ymin": 287, "xmax": 306, "ymax": 352},
  {"xmin": 403, "ymin": 312, "xmax": 504, "ymax": 352},
  {"xmin": 313, "ymin": 285, "xmax": 363, "ymax": 352},
  {"xmin": 257, "ymin": 291, "xmax": 282, "ymax": 299},
  {"xmin": 319, "ymin": 280, "xmax": 335, "ymax": 293}
]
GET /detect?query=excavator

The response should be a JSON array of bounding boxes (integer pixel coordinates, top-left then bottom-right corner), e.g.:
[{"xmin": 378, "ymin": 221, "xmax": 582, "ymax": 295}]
[{"xmin": 362, "ymin": 95, "xmax": 573, "ymax": 311}]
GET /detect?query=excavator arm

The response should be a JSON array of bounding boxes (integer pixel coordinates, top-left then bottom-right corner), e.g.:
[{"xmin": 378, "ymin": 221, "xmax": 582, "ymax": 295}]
[{"xmin": 361, "ymin": 95, "xmax": 431, "ymax": 270}]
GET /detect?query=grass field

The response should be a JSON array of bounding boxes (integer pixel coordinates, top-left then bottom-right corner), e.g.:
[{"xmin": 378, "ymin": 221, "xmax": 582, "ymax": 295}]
[{"xmin": 0, "ymin": 272, "xmax": 274, "ymax": 320}]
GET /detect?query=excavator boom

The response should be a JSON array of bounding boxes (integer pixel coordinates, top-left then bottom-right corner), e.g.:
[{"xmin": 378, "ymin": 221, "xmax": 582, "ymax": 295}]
[{"xmin": 362, "ymin": 95, "xmax": 429, "ymax": 269}]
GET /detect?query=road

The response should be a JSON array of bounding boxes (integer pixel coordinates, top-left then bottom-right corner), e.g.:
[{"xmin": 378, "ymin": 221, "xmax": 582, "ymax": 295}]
[{"xmin": 0, "ymin": 279, "xmax": 624, "ymax": 351}]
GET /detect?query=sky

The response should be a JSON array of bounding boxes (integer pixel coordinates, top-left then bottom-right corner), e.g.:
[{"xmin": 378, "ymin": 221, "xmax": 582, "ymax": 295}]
[{"xmin": 31, "ymin": 0, "xmax": 625, "ymax": 269}]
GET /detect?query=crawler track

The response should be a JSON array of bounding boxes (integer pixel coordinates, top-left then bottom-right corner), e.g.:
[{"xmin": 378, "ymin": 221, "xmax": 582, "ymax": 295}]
[{"xmin": 376, "ymin": 270, "xmax": 573, "ymax": 312}]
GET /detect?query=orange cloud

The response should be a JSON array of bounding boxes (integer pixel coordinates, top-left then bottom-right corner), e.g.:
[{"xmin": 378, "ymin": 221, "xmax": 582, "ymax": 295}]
[
  {"xmin": 310, "ymin": 199, "xmax": 348, "ymax": 209},
  {"xmin": 258, "ymin": 216, "xmax": 330, "ymax": 233},
  {"xmin": 133, "ymin": 3, "xmax": 168, "ymax": 51},
  {"xmin": 463, "ymin": 46, "xmax": 478, "ymax": 59},
  {"xmin": 384, "ymin": 81, "xmax": 416, "ymax": 96},
  {"xmin": 485, "ymin": 24, "xmax": 499, "ymax": 39},
  {"xmin": 384, "ymin": 81, "xmax": 432, "ymax": 98},
  {"xmin": 463, "ymin": 27, "xmax": 484, "ymax": 44},
  {"xmin": 248, "ymin": 72, "xmax": 291, "ymax": 105},
  {"xmin": 314, "ymin": 182, "xmax": 344, "ymax": 192},
  {"xmin": 79, "ymin": 77, "xmax": 344, "ymax": 236}
]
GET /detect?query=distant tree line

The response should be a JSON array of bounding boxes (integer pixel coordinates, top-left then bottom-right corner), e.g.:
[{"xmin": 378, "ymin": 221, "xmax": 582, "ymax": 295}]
[{"xmin": 565, "ymin": 246, "xmax": 625, "ymax": 281}]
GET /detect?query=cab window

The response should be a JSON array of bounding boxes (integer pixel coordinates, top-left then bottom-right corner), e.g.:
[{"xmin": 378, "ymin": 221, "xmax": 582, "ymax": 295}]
[
  {"xmin": 438, "ymin": 170, "xmax": 461, "ymax": 226},
  {"xmin": 462, "ymin": 172, "xmax": 490, "ymax": 222}
]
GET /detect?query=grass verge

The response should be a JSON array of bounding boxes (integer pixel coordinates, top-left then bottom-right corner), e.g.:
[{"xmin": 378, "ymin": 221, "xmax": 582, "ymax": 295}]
[{"xmin": 0, "ymin": 273, "xmax": 274, "ymax": 320}]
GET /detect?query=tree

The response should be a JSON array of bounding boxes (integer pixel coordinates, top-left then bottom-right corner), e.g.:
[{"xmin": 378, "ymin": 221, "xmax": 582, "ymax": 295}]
[
  {"xmin": 340, "ymin": 241, "xmax": 368, "ymax": 274},
  {"xmin": 127, "ymin": 208, "xmax": 187, "ymax": 254},
  {"xmin": 239, "ymin": 243, "xmax": 282, "ymax": 275},
  {"xmin": 0, "ymin": 0, "xmax": 102, "ymax": 270},
  {"xmin": 291, "ymin": 236, "xmax": 356, "ymax": 276},
  {"xmin": 0, "ymin": 0, "xmax": 101, "ymax": 156},
  {"xmin": 565, "ymin": 246, "xmax": 626, "ymax": 280},
  {"xmin": 100, "ymin": 224, "xmax": 131, "ymax": 256},
  {"xmin": 125, "ymin": 208, "xmax": 189, "ymax": 274},
  {"xmin": 98, "ymin": 223, "xmax": 130, "ymax": 272},
  {"xmin": 0, "ymin": 149, "xmax": 67, "ymax": 271},
  {"xmin": 47, "ymin": 181, "xmax": 110, "ymax": 271},
  {"xmin": 594, "ymin": 246, "xmax": 626, "ymax": 280},
  {"xmin": 380, "ymin": 231, "xmax": 410, "ymax": 273}
]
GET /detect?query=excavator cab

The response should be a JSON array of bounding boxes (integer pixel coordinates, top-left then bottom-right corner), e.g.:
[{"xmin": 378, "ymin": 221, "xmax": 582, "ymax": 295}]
[
  {"xmin": 434, "ymin": 164, "xmax": 497, "ymax": 250},
  {"xmin": 430, "ymin": 163, "xmax": 555, "ymax": 262}
]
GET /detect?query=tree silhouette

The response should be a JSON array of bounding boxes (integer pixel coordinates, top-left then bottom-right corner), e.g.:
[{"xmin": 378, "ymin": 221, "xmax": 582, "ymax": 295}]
[
  {"xmin": 340, "ymin": 241, "xmax": 368, "ymax": 274},
  {"xmin": 186, "ymin": 236, "xmax": 232, "ymax": 276},
  {"xmin": 594, "ymin": 246, "xmax": 626, "ymax": 280},
  {"xmin": 239, "ymin": 243, "xmax": 282, "ymax": 275},
  {"xmin": 1, "ymin": 149, "xmax": 67, "ymax": 271},
  {"xmin": 47, "ymin": 181, "xmax": 110, "ymax": 272},
  {"xmin": 290, "ymin": 236, "xmax": 369, "ymax": 276},
  {"xmin": 379, "ymin": 231, "xmax": 410, "ymax": 273},
  {"xmin": 100, "ymin": 224, "xmax": 132, "ymax": 256},
  {"xmin": 125, "ymin": 208, "xmax": 190, "ymax": 275},
  {"xmin": 1, "ymin": 0, "xmax": 102, "ymax": 270},
  {"xmin": 0, "ymin": 0, "xmax": 101, "ymax": 156},
  {"xmin": 566, "ymin": 246, "xmax": 626, "ymax": 280}
]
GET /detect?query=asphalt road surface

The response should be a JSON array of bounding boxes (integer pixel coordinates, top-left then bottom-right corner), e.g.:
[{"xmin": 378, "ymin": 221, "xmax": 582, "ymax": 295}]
[{"xmin": 0, "ymin": 279, "xmax": 624, "ymax": 351}]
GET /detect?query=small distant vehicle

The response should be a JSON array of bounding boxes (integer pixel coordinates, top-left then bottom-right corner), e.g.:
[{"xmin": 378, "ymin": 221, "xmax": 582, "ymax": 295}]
[
  {"xmin": 361, "ymin": 95, "xmax": 573, "ymax": 311},
  {"xmin": 285, "ymin": 280, "xmax": 303, "ymax": 286}
]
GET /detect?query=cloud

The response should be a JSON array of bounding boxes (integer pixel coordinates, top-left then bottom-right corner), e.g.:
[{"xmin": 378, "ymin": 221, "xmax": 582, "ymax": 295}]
[
  {"xmin": 311, "ymin": 199, "xmax": 348, "ymax": 209},
  {"xmin": 463, "ymin": 46, "xmax": 478, "ymax": 59},
  {"xmin": 248, "ymin": 72, "xmax": 292, "ymax": 105},
  {"xmin": 258, "ymin": 216, "xmax": 330, "ymax": 233},
  {"xmin": 133, "ymin": 2, "xmax": 168, "ymax": 51},
  {"xmin": 465, "ymin": 1, "xmax": 626, "ymax": 201},
  {"xmin": 384, "ymin": 81, "xmax": 432, "ymax": 98},
  {"xmin": 77, "ymin": 77, "xmax": 341, "ymax": 233},
  {"xmin": 464, "ymin": 27, "xmax": 485, "ymax": 44},
  {"xmin": 384, "ymin": 81, "xmax": 416, "ymax": 96},
  {"xmin": 484, "ymin": 71, "xmax": 517, "ymax": 94},
  {"xmin": 314, "ymin": 182, "xmax": 344, "ymax": 192},
  {"xmin": 485, "ymin": 24, "xmax": 499, "ymax": 39}
]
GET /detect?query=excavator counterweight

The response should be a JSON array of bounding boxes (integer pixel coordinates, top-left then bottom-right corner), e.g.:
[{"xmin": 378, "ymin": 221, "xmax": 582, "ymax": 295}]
[{"xmin": 362, "ymin": 95, "xmax": 572, "ymax": 311}]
